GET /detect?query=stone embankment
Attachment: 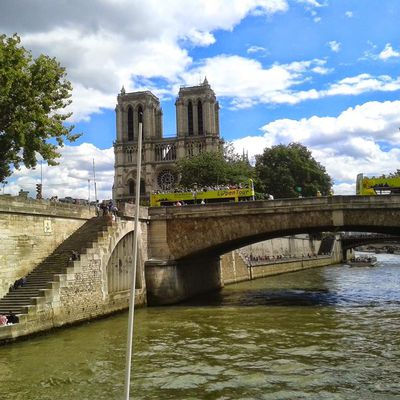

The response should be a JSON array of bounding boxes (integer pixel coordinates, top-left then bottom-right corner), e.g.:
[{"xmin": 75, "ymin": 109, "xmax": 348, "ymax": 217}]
[
  {"xmin": 221, "ymin": 235, "xmax": 341, "ymax": 285},
  {"xmin": 0, "ymin": 211, "xmax": 146, "ymax": 344},
  {"xmin": 0, "ymin": 195, "xmax": 95, "ymax": 298}
]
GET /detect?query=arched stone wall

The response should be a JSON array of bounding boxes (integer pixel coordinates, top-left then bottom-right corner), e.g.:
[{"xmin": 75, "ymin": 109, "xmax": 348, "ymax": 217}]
[{"xmin": 106, "ymin": 231, "xmax": 143, "ymax": 293}]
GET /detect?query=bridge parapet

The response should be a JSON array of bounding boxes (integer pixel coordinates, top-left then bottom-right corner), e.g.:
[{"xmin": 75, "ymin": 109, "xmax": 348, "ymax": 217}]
[{"xmin": 149, "ymin": 195, "xmax": 400, "ymax": 220}]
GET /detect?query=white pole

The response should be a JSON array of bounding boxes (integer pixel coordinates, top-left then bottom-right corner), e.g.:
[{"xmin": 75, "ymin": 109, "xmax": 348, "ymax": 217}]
[
  {"xmin": 93, "ymin": 159, "xmax": 98, "ymax": 203},
  {"xmin": 123, "ymin": 115, "xmax": 143, "ymax": 400}
]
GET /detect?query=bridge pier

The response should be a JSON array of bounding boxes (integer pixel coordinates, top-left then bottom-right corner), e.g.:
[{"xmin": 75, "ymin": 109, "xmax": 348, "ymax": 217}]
[{"xmin": 145, "ymin": 255, "xmax": 223, "ymax": 305}]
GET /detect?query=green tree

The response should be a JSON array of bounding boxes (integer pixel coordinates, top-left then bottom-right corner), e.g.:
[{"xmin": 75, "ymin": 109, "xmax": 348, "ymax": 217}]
[
  {"xmin": 0, "ymin": 34, "xmax": 80, "ymax": 183},
  {"xmin": 386, "ymin": 170, "xmax": 400, "ymax": 178},
  {"xmin": 255, "ymin": 142, "xmax": 332, "ymax": 198},
  {"xmin": 176, "ymin": 143, "xmax": 254, "ymax": 188}
]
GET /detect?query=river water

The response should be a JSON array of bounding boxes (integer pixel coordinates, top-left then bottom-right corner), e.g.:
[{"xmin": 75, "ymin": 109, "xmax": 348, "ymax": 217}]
[{"xmin": 1, "ymin": 253, "xmax": 400, "ymax": 400}]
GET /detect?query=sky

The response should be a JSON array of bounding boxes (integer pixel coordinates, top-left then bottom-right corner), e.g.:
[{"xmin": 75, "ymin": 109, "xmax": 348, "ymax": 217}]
[{"xmin": 2, "ymin": 0, "xmax": 400, "ymax": 200}]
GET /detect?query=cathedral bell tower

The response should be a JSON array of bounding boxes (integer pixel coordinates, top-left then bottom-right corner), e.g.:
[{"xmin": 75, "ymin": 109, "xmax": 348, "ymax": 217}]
[
  {"xmin": 113, "ymin": 89, "xmax": 162, "ymax": 201},
  {"xmin": 175, "ymin": 77, "xmax": 220, "ymax": 138}
]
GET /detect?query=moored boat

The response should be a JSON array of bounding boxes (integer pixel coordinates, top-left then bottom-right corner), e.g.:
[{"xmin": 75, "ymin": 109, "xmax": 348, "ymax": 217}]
[{"xmin": 348, "ymin": 255, "xmax": 378, "ymax": 267}]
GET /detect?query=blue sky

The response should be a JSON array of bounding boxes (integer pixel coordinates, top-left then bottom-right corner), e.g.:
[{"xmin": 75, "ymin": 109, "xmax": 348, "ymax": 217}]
[{"xmin": 2, "ymin": 0, "xmax": 400, "ymax": 199}]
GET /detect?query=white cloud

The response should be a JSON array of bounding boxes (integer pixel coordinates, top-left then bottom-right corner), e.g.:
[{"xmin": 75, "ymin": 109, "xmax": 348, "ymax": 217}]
[
  {"xmin": 378, "ymin": 43, "xmax": 400, "ymax": 60},
  {"xmin": 180, "ymin": 54, "xmax": 400, "ymax": 108},
  {"xmin": 345, "ymin": 11, "xmax": 353, "ymax": 18},
  {"xmin": 328, "ymin": 40, "xmax": 341, "ymax": 53},
  {"xmin": 247, "ymin": 45, "xmax": 268, "ymax": 55},
  {"xmin": 2, "ymin": 0, "xmax": 399, "ymax": 124},
  {"xmin": 296, "ymin": 0, "xmax": 323, "ymax": 7},
  {"xmin": 0, "ymin": 0, "xmax": 288, "ymax": 122},
  {"xmin": 324, "ymin": 74, "xmax": 400, "ymax": 96},
  {"xmin": 232, "ymin": 100, "xmax": 400, "ymax": 194},
  {"xmin": 312, "ymin": 66, "xmax": 332, "ymax": 74},
  {"xmin": 180, "ymin": 55, "xmax": 335, "ymax": 107},
  {"xmin": 5, "ymin": 144, "xmax": 114, "ymax": 201}
]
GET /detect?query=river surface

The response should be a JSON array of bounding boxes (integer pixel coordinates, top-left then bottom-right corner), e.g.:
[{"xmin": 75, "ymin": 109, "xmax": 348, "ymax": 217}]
[{"xmin": 1, "ymin": 253, "xmax": 400, "ymax": 400}]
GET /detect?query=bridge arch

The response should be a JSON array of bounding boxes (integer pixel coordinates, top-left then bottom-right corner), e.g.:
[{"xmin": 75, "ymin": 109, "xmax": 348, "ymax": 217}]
[{"xmin": 148, "ymin": 196, "xmax": 400, "ymax": 262}]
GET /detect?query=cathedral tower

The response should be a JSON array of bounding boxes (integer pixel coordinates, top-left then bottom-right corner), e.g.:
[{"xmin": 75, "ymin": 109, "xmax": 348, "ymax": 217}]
[
  {"xmin": 176, "ymin": 77, "xmax": 220, "ymax": 138},
  {"xmin": 113, "ymin": 80, "xmax": 223, "ymax": 202}
]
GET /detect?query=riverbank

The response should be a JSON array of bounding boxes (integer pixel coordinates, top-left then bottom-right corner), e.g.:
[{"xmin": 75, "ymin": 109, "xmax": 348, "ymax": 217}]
[
  {"xmin": 221, "ymin": 253, "xmax": 338, "ymax": 285},
  {"xmin": 221, "ymin": 235, "xmax": 341, "ymax": 285}
]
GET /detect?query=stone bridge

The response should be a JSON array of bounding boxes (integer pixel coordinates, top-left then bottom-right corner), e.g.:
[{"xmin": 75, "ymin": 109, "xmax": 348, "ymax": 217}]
[
  {"xmin": 341, "ymin": 233, "xmax": 400, "ymax": 252},
  {"xmin": 2, "ymin": 195, "xmax": 400, "ymax": 342},
  {"xmin": 144, "ymin": 195, "xmax": 400, "ymax": 304}
]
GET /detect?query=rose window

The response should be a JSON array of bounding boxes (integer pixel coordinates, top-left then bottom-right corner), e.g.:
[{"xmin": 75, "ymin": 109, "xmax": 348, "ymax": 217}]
[{"xmin": 157, "ymin": 169, "xmax": 176, "ymax": 190}]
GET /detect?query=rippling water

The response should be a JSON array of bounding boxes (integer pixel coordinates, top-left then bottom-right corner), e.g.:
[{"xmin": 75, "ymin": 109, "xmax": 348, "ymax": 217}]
[{"xmin": 1, "ymin": 253, "xmax": 400, "ymax": 400}]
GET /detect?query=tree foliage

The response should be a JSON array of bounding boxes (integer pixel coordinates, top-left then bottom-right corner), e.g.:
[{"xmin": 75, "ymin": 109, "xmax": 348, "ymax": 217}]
[
  {"xmin": 255, "ymin": 142, "xmax": 332, "ymax": 198},
  {"xmin": 176, "ymin": 143, "xmax": 254, "ymax": 188},
  {"xmin": 379, "ymin": 170, "xmax": 400, "ymax": 178},
  {"xmin": 0, "ymin": 34, "xmax": 80, "ymax": 182}
]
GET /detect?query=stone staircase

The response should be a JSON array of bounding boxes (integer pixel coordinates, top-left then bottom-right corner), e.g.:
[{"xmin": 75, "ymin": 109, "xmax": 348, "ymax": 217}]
[
  {"xmin": 318, "ymin": 235, "xmax": 335, "ymax": 255},
  {"xmin": 0, "ymin": 217, "xmax": 113, "ymax": 316}
]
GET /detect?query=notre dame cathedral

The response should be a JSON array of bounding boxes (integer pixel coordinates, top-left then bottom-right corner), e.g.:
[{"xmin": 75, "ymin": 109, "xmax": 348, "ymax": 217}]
[{"xmin": 113, "ymin": 78, "xmax": 223, "ymax": 201}]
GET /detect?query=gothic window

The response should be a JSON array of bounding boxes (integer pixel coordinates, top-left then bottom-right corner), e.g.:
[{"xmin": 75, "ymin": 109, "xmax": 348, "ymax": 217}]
[
  {"xmin": 188, "ymin": 101, "xmax": 193, "ymax": 136},
  {"xmin": 128, "ymin": 179, "xmax": 135, "ymax": 195},
  {"xmin": 187, "ymin": 142, "xmax": 194, "ymax": 157},
  {"xmin": 138, "ymin": 105, "xmax": 144, "ymax": 140},
  {"xmin": 155, "ymin": 144, "xmax": 160, "ymax": 161},
  {"xmin": 126, "ymin": 148, "xmax": 133, "ymax": 163},
  {"xmin": 197, "ymin": 100, "xmax": 203, "ymax": 135},
  {"xmin": 128, "ymin": 106, "xmax": 134, "ymax": 141},
  {"xmin": 154, "ymin": 144, "xmax": 176, "ymax": 161},
  {"xmin": 140, "ymin": 179, "xmax": 146, "ymax": 195}
]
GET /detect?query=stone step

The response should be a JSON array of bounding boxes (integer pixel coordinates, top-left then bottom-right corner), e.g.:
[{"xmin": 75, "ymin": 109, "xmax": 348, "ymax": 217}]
[
  {"xmin": 4, "ymin": 289, "xmax": 40, "ymax": 296},
  {"xmin": 28, "ymin": 269, "xmax": 60, "ymax": 274},
  {"xmin": 26, "ymin": 276, "xmax": 58, "ymax": 281},
  {"xmin": 0, "ymin": 308, "xmax": 25, "ymax": 314},
  {"xmin": 0, "ymin": 301, "xmax": 32, "ymax": 308},
  {"xmin": 0, "ymin": 217, "xmax": 112, "ymax": 312}
]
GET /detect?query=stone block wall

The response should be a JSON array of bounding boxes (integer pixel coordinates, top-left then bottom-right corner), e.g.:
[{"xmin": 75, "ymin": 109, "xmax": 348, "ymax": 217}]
[
  {"xmin": 0, "ymin": 195, "xmax": 95, "ymax": 297},
  {"xmin": 220, "ymin": 251, "xmax": 250, "ymax": 284},
  {"xmin": 249, "ymin": 255, "xmax": 334, "ymax": 279},
  {"xmin": 220, "ymin": 234, "xmax": 341, "ymax": 284},
  {"xmin": 145, "ymin": 255, "xmax": 222, "ymax": 305},
  {"xmin": 0, "ymin": 218, "xmax": 148, "ymax": 343},
  {"xmin": 239, "ymin": 234, "xmax": 319, "ymax": 259}
]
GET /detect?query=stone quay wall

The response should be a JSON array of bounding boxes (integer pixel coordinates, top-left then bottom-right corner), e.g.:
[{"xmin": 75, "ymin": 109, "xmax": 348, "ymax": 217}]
[
  {"xmin": 0, "ymin": 195, "xmax": 96, "ymax": 298},
  {"xmin": 0, "ymin": 208, "xmax": 148, "ymax": 344},
  {"xmin": 221, "ymin": 235, "xmax": 341, "ymax": 284}
]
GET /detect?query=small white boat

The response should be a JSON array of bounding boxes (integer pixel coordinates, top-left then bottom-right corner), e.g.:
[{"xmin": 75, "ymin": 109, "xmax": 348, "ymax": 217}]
[{"xmin": 348, "ymin": 255, "xmax": 378, "ymax": 267}]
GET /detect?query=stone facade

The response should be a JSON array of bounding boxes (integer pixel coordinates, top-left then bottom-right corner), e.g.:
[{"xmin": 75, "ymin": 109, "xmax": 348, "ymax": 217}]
[
  {"xmin": 113, "ymin": 78, "xmax": 223, "ymax": 201},
  {"xmin": 0, "ymin": 195, "xmax": 95, "ymax": 298}
]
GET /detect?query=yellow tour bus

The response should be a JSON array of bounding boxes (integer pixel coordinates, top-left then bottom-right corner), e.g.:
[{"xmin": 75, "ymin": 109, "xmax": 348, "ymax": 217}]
[
  {"xmin": 150, "ymin": 180, "xmax": 255, "ymax": 206},
  {"xmin": 356, "ymin": 173, "xmax": 400, "ymax": 195}
]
